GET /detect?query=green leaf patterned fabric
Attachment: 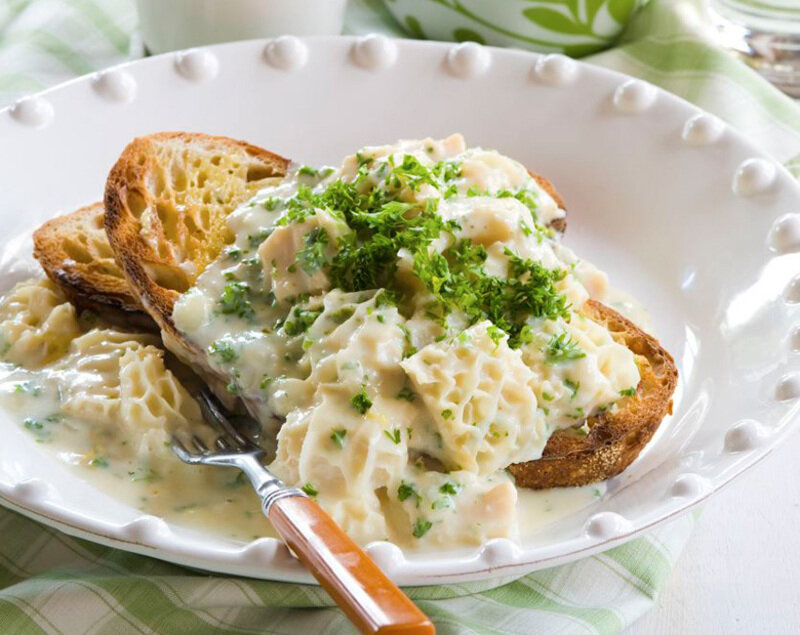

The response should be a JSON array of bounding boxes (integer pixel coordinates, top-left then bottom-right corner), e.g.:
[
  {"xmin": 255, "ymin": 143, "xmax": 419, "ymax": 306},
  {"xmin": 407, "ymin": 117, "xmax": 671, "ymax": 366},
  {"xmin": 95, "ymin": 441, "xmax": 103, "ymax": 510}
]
[
  {"xmin": 2, "ymin": 0, "xmax": 800, "ymax": 632},
  {"xmin": 376, "ymin": 0, "xmax": 651, "ymax": 57}
]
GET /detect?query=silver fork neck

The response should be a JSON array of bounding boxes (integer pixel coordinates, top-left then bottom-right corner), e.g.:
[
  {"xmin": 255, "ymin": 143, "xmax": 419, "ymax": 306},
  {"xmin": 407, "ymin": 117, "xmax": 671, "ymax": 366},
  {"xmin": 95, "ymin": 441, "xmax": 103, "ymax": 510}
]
[{"xmin": 232, "ymin": 453, "xmax": 306, "ymax": 513}]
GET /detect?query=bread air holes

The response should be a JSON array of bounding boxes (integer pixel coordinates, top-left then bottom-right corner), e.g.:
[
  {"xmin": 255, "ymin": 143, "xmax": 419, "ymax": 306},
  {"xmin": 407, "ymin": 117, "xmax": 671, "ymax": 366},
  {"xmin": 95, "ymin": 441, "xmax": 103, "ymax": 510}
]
[
  {"xmin": 126, "ymin": 191, "xmax": 147, "ymax": 220},
  {"xmin": 170, "ymin": 163, "xmax": 188, "ymax": 192},
  {"xmin": 199, "ymin": 206, "xmax": 211, "ymax": 229},
  {"xmin": 144, "ymin": 262, "xmax": 189, "ymax": 293},
  {"xmin": 183, "ymin": 212, "xmax": 199, "ymax": 235},
  {"xmin": 246, "ymin": 164, "xmax": 272, "ymax": 183},
  {"xmin": 93, "ymin": 236, "xmax": 116, "ymax": 260},
  {"xmin": 156, "ymin": 203, "xmax": 182, "ymax": 244},
  {"xmin": 62, "ymin": 236, "xmax": 93, "ymax": 264}
]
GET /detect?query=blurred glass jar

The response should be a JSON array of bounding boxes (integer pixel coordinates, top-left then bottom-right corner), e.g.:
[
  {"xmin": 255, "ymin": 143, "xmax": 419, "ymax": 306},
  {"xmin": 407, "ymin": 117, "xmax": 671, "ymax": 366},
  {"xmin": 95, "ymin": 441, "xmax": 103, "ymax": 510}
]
[
  {"xmin": 707, "ymin": 0, "xmax": 800, "ymax": 97},
  {"xmin": 136, "ymin": 0, "xmax": 348, "ymax": 54}
]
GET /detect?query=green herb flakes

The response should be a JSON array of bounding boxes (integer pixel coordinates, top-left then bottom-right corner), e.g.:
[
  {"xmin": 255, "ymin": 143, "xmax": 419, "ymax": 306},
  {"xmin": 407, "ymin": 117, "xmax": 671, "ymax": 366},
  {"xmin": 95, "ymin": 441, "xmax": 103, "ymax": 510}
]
[
  {"xmin": 544, "ymin": 333, "xmax": 586, "ymax": 364},
  {"xmin": 330, "ymin": 429, "xmax": 347, "ymax": 449},
  {"xmin": 301, "ymin": 483, "xmax": 318, "ymax": 497},
  {"xmin": 350, "ymin": 387, "xmax": 372, "ymax": 414},
  {"xmin": 412, "ymin": 518, "xmax": 433, "ymax": 538},
  {"xmin": 384, "ymin": 428, "xmax": 401, "ymax": 445}
]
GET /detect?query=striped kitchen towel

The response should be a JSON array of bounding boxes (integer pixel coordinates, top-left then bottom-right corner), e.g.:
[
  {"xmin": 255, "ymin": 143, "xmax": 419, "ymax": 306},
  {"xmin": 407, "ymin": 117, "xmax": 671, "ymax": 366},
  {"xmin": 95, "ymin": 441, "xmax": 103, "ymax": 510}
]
[{"xmin": 1, "ymin": 0, "xmax": 799, "ymax": 633}]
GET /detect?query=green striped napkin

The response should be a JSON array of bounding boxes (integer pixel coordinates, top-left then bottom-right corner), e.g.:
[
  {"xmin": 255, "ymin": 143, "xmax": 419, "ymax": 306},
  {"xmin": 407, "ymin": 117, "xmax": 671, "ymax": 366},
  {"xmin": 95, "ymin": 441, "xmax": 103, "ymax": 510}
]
[{"xmin": 1, "ymin": 1, "xmax": 799, "ymax": 632}]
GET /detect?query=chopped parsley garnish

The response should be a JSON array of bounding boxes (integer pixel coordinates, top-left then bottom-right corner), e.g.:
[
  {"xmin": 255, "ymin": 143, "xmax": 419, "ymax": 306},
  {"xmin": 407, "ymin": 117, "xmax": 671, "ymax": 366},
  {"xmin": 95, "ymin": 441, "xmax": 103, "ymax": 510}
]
[
  {"xmin": 564, "ymin": 378, "xmax": 580, "ymax": 399},
  {"xmin": 283, "ymin": 307, "xmax": 322, "ymax": 336},
  {"xmin": 439, "ymin": 482, "xmax": 460, "ymax": 496},
  {"xmin": 248, "ymin": 228, "xmax": 273, "ymax": 249},
  {"xmin": 256, "ymin": 155, "xmax": 565, "ymax": 349},
  {"xmin": 225, "ymin": 246, "xmax": 242, "ymax": 260},
  {"xmin": 374, "ymin": 290, "xmax": 397, "ymax": 308},
  {"xmin": 208, "ymin": 339, "xmax": 237, "ymax": 362},
  {"xmin": 218, "ymin": 281, "xmax": 254, "ymax": 319},
  {"xmin": 412, "ymin": 518, "xmax": 433, "ymax": 538},
  {"xmin": 90, "ymin": 456, "xmax": 109, "ymax": 469},
  {"xmin": 567, "ymin": 406, "xmax": 586, "ymax": 420},
  {"xmin": 486, "ymin": 325, "xmax": 505, "ymax": 346},
  {"xmin": 441, "ymin": 409, "xmax": 454, "ymax": 420},
  {"xmin": 413, "ymin": 245, "xmax": 568, "ymax": 348},
  {"xmin": 388, "ymin": 154, "xmax": 438, "ymax": 191},
  {"xmin": 14, "ymin": 381, "xmax": 42, "ymax": 397},
  {"xmin": 298, "ymin": 165, "xmax": 334, "ymax": 180},
  {"xmin": 329, "ymin": 306, "xmax": 355, "ymax": 324},
  {"xmin": 384, "ymin": 428, "xmax": 401, "ymax": 444},
  {"xmin": 263, "ymin": 197, "xmax": 282, "ymax": 211},
  {"xmin": 396, "ymin": 386, "xmax": 416, "ymax": 402},
  {"xmin": 226, "ymin": 381, "xmax": 240, "ymax": 395},
  {"xmin": 330, "ymin": 429, "xmax": 347, "ymax": 448},
  {"xmin": 296, "ymin": 227, "xmax": 330, "ymax": 274},
  {"xmin": 620, "ymin": 387, "xmax": 637, "ymax": 397},
  {"xmin": 23, "ymin": 417, "xmax": 43, "ymax": 431},
  {"xmin": 350, "ymin": 387, "xmax": 372, "ymax": 414},
  {"xmin": 544, "ymin": 333, "xmax": 586, "ymax": 364},
  {"xmin": 301, "ymin": 483, "xmax": 318, "ymax": 497},
  {"xmin": 298, "ymin": 165, "xmax": 318, "ymax": 177},
  {"xmin": 398, "ymin": 481, "xmax": 420, "ymax": 504}
]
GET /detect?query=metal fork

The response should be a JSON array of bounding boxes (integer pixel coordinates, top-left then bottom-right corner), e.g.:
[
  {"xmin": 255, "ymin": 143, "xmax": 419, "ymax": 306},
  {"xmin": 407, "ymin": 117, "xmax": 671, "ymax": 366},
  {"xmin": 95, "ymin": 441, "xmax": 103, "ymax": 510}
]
[{"xmin": 171, "ymin": 390, "xmax": 434, "ymax": 635}]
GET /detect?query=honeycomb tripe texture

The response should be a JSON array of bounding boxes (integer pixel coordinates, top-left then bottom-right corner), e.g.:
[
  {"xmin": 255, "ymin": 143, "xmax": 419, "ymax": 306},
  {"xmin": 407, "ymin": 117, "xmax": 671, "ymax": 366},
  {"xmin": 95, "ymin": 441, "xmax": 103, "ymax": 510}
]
[
  {"xmin": 401, "ymin": 321, "xmax": 548, "ymax": 474},
  {"xmin": 0, "ymin": 279, "xmax": 81, "ymax": 367}
]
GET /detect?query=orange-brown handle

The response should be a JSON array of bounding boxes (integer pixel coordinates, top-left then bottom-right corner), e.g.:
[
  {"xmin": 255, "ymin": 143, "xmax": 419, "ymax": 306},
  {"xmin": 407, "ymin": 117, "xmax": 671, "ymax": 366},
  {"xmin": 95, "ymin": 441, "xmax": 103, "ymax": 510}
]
[{"xmin": 268, "ymin": 495, "xmax": 435, "ymax": 634}]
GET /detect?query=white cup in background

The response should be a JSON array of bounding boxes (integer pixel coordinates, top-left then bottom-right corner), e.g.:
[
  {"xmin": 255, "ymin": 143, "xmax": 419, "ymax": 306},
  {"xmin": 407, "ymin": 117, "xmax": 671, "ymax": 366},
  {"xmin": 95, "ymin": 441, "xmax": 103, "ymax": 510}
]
[{"xmin": 136, "ymin": 0, "xmax": 348, "ymax": 54}]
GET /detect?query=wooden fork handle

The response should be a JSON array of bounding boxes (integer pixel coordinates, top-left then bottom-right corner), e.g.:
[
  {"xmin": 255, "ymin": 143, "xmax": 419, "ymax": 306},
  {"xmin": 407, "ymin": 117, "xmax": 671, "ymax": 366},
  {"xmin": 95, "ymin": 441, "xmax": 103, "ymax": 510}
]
[{"xmin": 268, "ymin": 495, "xmax": 434, "ymax": 634}]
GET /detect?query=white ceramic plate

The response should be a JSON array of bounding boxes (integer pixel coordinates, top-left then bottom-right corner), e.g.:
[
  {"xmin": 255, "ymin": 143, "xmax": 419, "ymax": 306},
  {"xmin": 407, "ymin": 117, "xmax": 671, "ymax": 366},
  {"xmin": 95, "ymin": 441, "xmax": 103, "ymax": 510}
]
[{"xmin": 1, "ymin": 36, "xmax": 799, "ymax": 586}]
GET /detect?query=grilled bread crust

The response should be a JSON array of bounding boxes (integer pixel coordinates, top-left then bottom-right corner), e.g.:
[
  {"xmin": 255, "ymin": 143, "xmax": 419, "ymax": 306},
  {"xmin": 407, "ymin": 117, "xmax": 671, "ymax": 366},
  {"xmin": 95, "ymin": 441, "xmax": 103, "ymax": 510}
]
[
  {"xmin": 508, "ymin": 300, "xmax": 677, "ymax": 488},
  {"xmin": 104, "ymin": 132, "xmax": 290, "ymax": 336},
  {"xmin": 530, "ymin": 172, "xmax": 566, "ymax": 233},
  {"xmin": 33, "ymin": 202, "xmax": 154, "ymax": 329}
]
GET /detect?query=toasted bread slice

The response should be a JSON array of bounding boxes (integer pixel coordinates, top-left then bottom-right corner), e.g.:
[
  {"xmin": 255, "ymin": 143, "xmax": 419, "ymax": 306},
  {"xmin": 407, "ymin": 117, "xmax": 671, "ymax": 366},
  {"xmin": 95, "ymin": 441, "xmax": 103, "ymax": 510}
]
[
  {"xmin": 105, "ymin": 132, "xmax": 290, "ymax": 334},
  {"xmin": 508, "ymin": 300, "xmax": 677, "ymax": 488},
  {"xmin": 530, "ymin": 171, "xmax": 566, "ymax": 234},
  {"xmin": 33, "ymin": 202, "xmax": 155, "ymax": 329},
  {"xmin": 105, "ymin": 133, "xmax": 291, "ymax": 408}
]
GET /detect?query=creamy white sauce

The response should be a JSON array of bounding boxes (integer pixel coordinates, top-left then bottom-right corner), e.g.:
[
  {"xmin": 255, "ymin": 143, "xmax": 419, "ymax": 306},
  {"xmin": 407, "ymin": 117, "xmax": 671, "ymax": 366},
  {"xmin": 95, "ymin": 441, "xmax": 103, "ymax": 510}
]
[
  {"xmin": 168, "ymin": 135, "xmax": 639, "ymax": 547},
  {"xmin": 0, "ymin": 341, "xmax": 602, "ymax": 546},
  {"xmin": 0, "ymin": 135, "xmax": 645, "ymax": 550}
]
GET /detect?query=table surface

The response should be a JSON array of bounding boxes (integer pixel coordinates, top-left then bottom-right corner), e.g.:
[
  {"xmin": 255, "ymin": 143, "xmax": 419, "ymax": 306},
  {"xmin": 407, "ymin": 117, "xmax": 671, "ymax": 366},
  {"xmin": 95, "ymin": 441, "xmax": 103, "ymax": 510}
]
[{"xmin": 627, "ymin": 427, "xmax": 800, "ymax": 634}]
